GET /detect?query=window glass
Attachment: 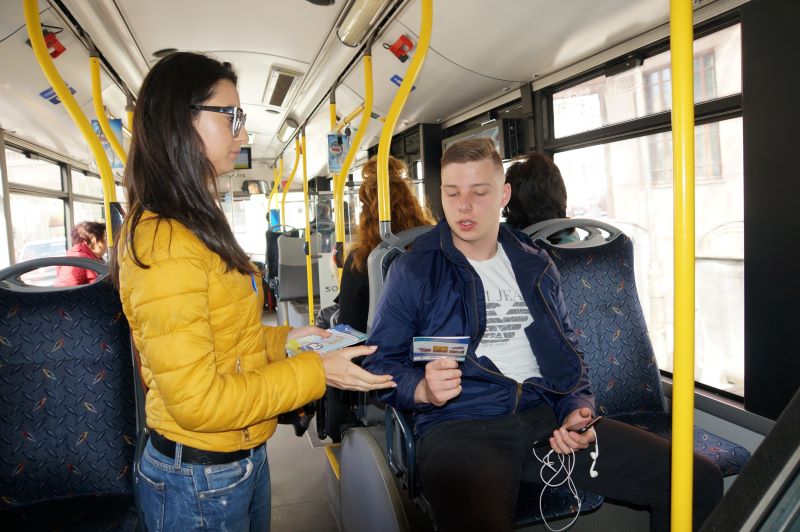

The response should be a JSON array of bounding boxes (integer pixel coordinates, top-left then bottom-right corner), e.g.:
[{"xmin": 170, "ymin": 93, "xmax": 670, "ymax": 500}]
[
  {"xmin": 73, "ymin": 201, "xmax": 105, "ymax": 227},
  {"xmin": 553, "ymin": 116, "xmax": 743, "ymax": 395},
  {"xmin": 553, "ymin": 24, "xmax": 741, "ymax": 137},
  {"xmin": 6, "ymin": 149, "xmax": 63, "ymax": 190},
  {"xmin": 11, "ymin": 194, "xmax": 66, "ymax": 286},
  {"xmin": 72, "ymin": 171, "xmax": 104, "ymax": 198}
]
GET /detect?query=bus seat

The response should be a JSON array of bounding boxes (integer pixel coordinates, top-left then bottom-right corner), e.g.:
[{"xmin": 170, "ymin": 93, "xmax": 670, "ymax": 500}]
[
  {"xmin": 527, "ymin": 219, "xmax": 751, "ymax": 477},
  {"xmin": 276, "ymin": 231, "xmax": 321, "ymax": 301},
  {"xmin": 366, "ymin": 226, "xmax": 434, "ymax": 334},
  {"xmin": 0, "ymin": 257, "xmax": 138, "ymax": 530}
]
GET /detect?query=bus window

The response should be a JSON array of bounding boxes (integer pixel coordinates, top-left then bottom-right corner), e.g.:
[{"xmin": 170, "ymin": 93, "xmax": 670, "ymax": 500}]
[
  {"xmin": 71, "ymin": 171, "xmax": 104, "ymax": 198},
  {"xmin": 6, "ymin": 149, "xmax": 63, "ymax": 190},
  {"xmin": 553, "ymin": 23, "xmax": 741, "ymax": 138},
  {"xmin": 554, "ymin": 116, "xmax": 744, "ymax": 395}
]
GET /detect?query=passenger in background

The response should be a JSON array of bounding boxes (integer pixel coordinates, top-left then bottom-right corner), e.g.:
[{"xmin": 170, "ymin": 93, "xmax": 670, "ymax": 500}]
[
  {"xmin": 311, "ymin": 202, "xmax": 335, "ymax": 252},
  {"xmin": 503, "ymin": 152, "xmax": 578, "ymax": 242},
  {"xmin": 54, "ymin": 221, "xmax": 107, "ymax": 286},
  {"xmin": 111, "ymin": 52, "xmax": 394, "ymax": 532},
  {"xmin": 339, "ymin": 155, "xmax": 436, "ymax": 333}
]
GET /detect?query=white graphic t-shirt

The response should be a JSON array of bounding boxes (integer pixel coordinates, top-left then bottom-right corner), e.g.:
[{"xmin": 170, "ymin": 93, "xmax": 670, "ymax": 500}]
[{"xmin": 468, "ymin": 245, "xmax": 542, "ymax": 382}]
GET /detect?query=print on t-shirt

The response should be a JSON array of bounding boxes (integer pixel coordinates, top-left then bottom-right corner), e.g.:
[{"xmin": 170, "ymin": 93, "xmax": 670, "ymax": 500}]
[{"xmin": 469, "ymin": 246, "xmax": 542, "ymax": 382}]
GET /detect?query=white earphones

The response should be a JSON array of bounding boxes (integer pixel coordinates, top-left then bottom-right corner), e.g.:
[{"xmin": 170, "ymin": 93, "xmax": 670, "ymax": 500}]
[
  {"xmin": 531, "ymin": 426, "xmax": 601, "ymax": 532},
  {"xmin": 588, "ymin": 427, "xmax": 600, "ymax": 478}
]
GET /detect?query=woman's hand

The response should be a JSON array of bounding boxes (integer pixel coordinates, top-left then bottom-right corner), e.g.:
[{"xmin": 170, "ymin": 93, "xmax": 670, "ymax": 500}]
[
  {"xmin": 322, "ymin": 345, "xmax": 396, "ymax": 392},
  {"xmin": 287, "ymin": 325, "xmax": 331, "ymax": 341}
]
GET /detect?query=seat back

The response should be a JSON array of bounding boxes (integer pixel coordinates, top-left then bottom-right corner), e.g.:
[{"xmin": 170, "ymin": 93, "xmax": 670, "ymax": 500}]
[
  {"xmin": 366, "ymin": 226, "xmax": 434, "ymax": 333},
  {"xmin": 0, "ymin": 258, "xmax": 136, "ymax": 506},
  {"xmin": 277, "ymin": 232, "xmax": 320, "ymax": 301},
  {"xmin": 266, "ymin": 225, "xmax": 297, "ymax": 287},
  {"xmin": 524, "ymin": 219, "xmax": 666, "ymax": 416}
]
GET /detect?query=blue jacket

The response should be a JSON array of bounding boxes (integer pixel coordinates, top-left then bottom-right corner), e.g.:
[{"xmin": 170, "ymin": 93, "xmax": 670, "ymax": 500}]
[{"xmin": 363, "ymin": 220, "xmax": 595, "ymax": 437}]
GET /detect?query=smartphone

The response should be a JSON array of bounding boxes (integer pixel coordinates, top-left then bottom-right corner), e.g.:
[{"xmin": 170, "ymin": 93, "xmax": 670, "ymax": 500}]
[
  {"xmin": 566, "ymin": 416, "xmax": 602, "ymax": 434},
  {"xmin": 531, "ymin": 416, "xmax": 602, "ymax": 449}
]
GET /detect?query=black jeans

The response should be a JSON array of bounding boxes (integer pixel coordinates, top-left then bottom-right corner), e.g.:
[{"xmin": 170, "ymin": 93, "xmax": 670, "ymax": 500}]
[{"xmin": 417, "ymin": 405, "xmax": 722, "ymax": 532}]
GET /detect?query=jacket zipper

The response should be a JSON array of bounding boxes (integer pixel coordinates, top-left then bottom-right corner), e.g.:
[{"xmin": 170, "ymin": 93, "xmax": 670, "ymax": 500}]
[{"xmin": 236, "ymin": 356, "xmax": 251, "ymax": 443}]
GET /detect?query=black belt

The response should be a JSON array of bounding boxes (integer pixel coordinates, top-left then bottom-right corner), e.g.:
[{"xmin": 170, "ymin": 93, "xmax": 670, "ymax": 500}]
[{"xmin": 149, "ymin": 430, "xmax": 252, "ymax": 465}]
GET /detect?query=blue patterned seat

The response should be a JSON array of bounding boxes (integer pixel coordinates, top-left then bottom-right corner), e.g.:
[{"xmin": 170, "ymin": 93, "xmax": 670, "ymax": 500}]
[
  {"xmin": 528, "ymin": 219, "xmax": 751, "ymax": 478},
  {"xmin": 0, "ymin": 258, "xmax": 137, "ymax": 530}
]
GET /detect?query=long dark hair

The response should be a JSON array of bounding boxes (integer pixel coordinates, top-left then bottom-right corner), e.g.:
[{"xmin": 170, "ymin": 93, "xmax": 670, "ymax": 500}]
[
  {"xmin": 503, "ymin": 152, "xmax": 568, "ymax": 229},
  {"xmin": 111, "ymin": 52, "xmax": 253, "ymax": 286}
]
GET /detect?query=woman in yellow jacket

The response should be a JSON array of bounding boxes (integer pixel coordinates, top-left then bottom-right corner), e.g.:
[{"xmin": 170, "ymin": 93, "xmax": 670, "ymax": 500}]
[{"xmin": 112, "ymin": 52, "xmax": 395, "ymax": 532}]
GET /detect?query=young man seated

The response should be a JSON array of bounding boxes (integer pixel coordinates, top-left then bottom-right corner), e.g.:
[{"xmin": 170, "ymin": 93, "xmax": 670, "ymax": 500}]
[{"xmin": 363, "ymin": 138, "xmax": 722, "ymax": 532}]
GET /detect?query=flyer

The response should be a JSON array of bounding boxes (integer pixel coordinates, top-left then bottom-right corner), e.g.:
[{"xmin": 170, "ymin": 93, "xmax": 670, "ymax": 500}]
[
  {"xmin": 286, "ymin": 323, "xmax": 367, "ymax": 357},
  {"xmin": 412, "ymin": 336, "xmax": 469, "ymax": 362}
]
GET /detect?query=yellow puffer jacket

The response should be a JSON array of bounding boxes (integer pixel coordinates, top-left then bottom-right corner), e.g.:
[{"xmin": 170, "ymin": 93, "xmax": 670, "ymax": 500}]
[{"xmin": 118, "ymin": 213, "xmax": 325, "ymax": 451}]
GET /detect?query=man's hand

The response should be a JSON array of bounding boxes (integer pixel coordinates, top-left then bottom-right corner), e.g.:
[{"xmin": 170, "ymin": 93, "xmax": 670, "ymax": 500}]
[
  {"xmin": 549, "ymin": 407, "xmax": 596, "ymax": 454},
  {"xmin": 287, "ymin": 325, "xmax": 332, "ymax": 342},
  {"xmin": 414, "ymin": 358, "xmax": 462, "ymax": 407}
]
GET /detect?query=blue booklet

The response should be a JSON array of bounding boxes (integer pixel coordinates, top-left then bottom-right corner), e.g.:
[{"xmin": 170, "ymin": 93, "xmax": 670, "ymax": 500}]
[{"xmin": 286, "ymin": 324, "xmax": 367, "ymax": 357}]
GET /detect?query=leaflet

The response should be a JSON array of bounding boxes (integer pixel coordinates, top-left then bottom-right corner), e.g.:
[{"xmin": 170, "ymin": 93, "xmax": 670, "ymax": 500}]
[
  {"xmin": 286, "ymin": 324, "xmax": 368, "ymax": 357},
  {"xmin": 412, "ymin": 336, "xmax": 469, "ymax": 362}
]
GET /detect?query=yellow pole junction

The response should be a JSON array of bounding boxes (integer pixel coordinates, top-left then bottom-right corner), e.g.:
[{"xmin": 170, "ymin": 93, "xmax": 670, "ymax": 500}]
[
  {"xmin": 376, "ymin": 0, "xmax": 432, "ymax": 230},
  {"xmin": 669, "ymin": 1, "xmax": 696, "ymax": 531},
  {"xmin": 90, "ymin": 55, "xmax": 127, "ymax": 165},
  {"xmin": 335, "ymin": 103, "xmax": 365, "ymax": 133},
  {"xmin": 280, "ymin": 140, "xmax": 301, "ymax": 228},
  {"xmin": 23, "ymin": 0, "xmax": 118, "ymax": 246},
  {"xmin": 301, "ymin": 130, "xmax": 315, "ymax": 325},
  {"xmin": 333, "ymin": 48, "xmax": 374, "ymax": 282}
]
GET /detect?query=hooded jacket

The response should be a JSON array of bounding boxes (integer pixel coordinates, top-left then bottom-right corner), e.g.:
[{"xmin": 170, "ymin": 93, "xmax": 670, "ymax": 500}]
[
  {"xmin": 118, "ymin": 214, "xmax": 325, "ymax": 451},
  {"xmin": 363, "ymin": 220, "xmax": 594, "ymax": 437},
  {"xmin": 55, "ymin": 241, "xmax": 102, "ymax": 286}
]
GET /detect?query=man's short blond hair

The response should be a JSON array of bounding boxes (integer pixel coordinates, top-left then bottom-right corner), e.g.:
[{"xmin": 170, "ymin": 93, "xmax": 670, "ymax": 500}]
[{"xmin": 441, "ymin": 138, "xmax": 504, "ymax": 175}]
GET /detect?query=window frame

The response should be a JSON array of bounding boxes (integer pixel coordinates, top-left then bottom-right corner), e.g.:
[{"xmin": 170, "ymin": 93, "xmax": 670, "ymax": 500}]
[{"xmin": 535, "ymin": 14, "xmax": 744, "ymax": 401}]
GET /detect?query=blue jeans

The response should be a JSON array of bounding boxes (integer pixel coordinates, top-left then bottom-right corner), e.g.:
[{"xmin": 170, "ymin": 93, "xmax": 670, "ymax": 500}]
[{"xmin": 135, "ymin": 438, "xmax": 270, "ymax": 531}]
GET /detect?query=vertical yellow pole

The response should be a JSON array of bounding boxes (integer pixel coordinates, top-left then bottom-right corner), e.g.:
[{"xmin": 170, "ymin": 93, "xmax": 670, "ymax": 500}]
[
  {"xmin": 301, "ymin": 130, "xmax": 315, "ymax": 325},
  {"xmin": 281, "ymin": 142, "xmax": 300, "ymax": 229},
  {"xmin": 670, "ymin": 1, "xmax": 695, "ymax": 531},
  {"xmin": 267, "ymin": 165, "xmax": 280, "ymax": 227},
  {"xmin": 333, "ymin": 46, "xmax": 374, "ymax": 282},
  {"xmin": 376, "ymin": 0, "xmax": 432, "ymax": 235},
  {"xmin": 90, "ymin": 54, "xmax": 127, "ymax": 165}
]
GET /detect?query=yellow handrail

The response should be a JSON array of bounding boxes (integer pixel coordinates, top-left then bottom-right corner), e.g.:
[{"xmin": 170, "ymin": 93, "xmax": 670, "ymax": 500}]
[
  {"xmin": 333, "ymin": 45, "xmax": 374, "ymax": 281},
  {"xmin": 24, "ymin": 0, "xmax": 118, "ymax": 246},
  {"xmin": 335, "ymin": 103, "xmax": 365, "ymax": 133},
  {"xmin": 669, "ymin": 1, "xmax": 696, "ymax": 531},
  {"xmin": 90, "ymin": 54, "xmax": 127, "ymax": 165},
  {"xmin": 280, "ymin": 140, "xmax": 301, "ymax": 228},
  {"xmin": 376, "ymin": 0, "xmax": 432, "ymax": 235},
  {"xmin": 126, "ymin": 94, "xmax": 134, "ymax": 134},
  {"xmin": 267, "ymin": 165, "xmax": 280, "ymax": 227},
  {"xmin": 301, "ymin": 130, "xmax": 315, "ymax": 325}
]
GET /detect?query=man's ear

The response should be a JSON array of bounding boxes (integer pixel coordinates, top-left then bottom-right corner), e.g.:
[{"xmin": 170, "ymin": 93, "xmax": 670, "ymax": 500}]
[{"xmin": 500, "ymin": 182, "xmax": 512, "ymax": 208}]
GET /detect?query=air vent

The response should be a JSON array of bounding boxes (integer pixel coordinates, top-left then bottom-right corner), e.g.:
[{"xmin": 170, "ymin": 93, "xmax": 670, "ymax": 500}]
[{"xmin": 262, "ymin": 66, "xmax": 302, "ymax": 109}]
